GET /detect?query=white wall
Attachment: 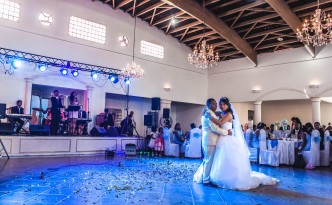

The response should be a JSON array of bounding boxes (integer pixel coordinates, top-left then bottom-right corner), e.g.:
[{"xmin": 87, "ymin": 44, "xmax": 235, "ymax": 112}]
[
  {"xmin": 208, "ymin": 45, "xmax": 332, "ymax": 103},
  {"xmin": 0, "ymin": 0, "xmax": 207, "ymax": 110}
]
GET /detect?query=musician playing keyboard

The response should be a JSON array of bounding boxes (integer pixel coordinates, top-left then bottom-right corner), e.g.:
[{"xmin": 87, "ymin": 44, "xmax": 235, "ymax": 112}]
[{"xmin": 10, "ymin": 100, "xmax": 24, "ymax": 133}]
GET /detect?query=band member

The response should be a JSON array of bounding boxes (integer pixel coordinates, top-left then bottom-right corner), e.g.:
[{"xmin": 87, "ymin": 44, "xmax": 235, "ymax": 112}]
[
  {"xmin": 68, "ymin": 91, "xmax": 79, "ymax": 135},
  {"xmin": 50, "ymin": 90, "xmax": 65, "ymax": 135},
  {"xmin": 121, "ymin": 111, "xmax": 134, "ymax": 136},
  {"xmin": 101, "ymin": 109, "xmax": 115, "ymax": 130},
  {"xmin": 10, "ymin": 100, "xmax": 24, "ymax": 133}
]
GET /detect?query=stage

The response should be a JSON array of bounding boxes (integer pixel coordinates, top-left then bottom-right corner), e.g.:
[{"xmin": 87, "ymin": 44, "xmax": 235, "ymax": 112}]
[{"xmin": 0, "ymin": 135, "xmax": 146, "ymax": 157}]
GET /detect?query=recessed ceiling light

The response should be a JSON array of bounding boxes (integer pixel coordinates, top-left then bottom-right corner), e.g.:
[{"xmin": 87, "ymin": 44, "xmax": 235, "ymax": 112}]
[{"xmin": 277, "ymin": 37, "xmax": 284, "ymax": 42}]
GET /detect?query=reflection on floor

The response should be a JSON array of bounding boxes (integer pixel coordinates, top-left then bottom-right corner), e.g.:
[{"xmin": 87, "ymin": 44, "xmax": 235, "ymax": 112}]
[{"xmin": 0, "ymin": 155, "xmax": 331, "ymax": 205}]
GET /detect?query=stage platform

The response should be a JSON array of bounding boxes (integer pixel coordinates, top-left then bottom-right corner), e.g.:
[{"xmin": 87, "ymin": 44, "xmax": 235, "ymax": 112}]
[{"xmin": 0, "ymin": 135, "xmax": 146, "ymax": 157}]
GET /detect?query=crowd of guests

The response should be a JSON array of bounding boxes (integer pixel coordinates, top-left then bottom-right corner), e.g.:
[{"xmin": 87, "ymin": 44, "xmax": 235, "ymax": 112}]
[
  {"xmin": 243, "ymin": 117, "xmax": 331, "ymax": 169},
  {"xmin": 147, "ymin": 122, "xmax": 202, "ymax": 157}
]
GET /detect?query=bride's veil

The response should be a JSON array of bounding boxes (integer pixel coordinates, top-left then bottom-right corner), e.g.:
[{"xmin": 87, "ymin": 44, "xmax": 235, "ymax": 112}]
[{"xmin": 230, "ymin": 103, "xmax": 250, "ymax": 156}]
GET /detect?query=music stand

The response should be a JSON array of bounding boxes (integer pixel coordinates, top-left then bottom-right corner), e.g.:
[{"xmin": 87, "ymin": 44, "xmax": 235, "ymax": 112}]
[{"xmin": 67, "ymin": 105, "xmax": 80, "ymax": 136}]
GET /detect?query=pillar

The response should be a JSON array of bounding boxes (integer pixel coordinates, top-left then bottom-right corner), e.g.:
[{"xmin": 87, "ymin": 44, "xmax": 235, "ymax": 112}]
[
  {"xmin": 24, "ymin": 78, "xmax": 33, "ymax": 114},
  {"xmin": 311, "ymin": 97, "xmax": 321, "ymax": 123},
  {"xmin": 254, "ymin": 101, "xmax": 262, "ymax": 125},
  {"xmin": 86, "ymin": 86, "xmax": 94, "ymax": 130}
]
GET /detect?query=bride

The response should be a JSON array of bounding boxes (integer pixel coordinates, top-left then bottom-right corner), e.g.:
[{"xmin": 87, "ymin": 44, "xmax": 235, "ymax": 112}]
[{"xmin": 194, "ymin": 97, "xmax": 278, "ymax": 190}]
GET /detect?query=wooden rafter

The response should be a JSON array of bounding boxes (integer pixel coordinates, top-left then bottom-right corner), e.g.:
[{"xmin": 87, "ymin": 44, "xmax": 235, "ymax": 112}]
[
  {"xmin": 132, "ymin": 0, "xmax": 136, "ymax": 16},
  {"xmin": 136, "ymin": 2, "xmax": 165, "ymax": 17},
  {"xmin": 231, "ymin": 10, "xmax": 244, "ymax": 28},
  {"xmin": 180, "ymin": 27, "xmax": 190, "ymax": 42},
  {"xmin": 256, "ymin": 39, "xmax": 298, "ymax": 50},
  {"xmin": 152, "ymin": 11, "xmax": 184, "ymax": 26},
  {"xmin": 182, "ymin": 31, "xmax": 216, "ymax": 43},
  {"xmin": 254, "ymin": 34, "xmax": 269, "ymax": 50},
  {"xmin": 168, "ymin": 21, "xmax": 201, "ymax": 34},
  {"xmin": 125, "ymin": 0, "xmax": 149, "ymax": 12},
  {"xmin": 211, "ymin": 0, "xmax": 241, "ymax": 11},
  {"xmin": 144, "ymin": 8, "xmax": 172, "ymax": 20},
  {"xmin": 217, "ymin": 0, "xmax": 266, "ymax": 18},
  {"xmin": 162, "ymin": 0, "xmax": 257, "ymax": 65},
  {"xmin": 115, "ymin": 0, "xmax": 132, "ymax": 9},
  {"xmin": 265, "ymin": 0, "xmax": 315, "ymax": 57}
]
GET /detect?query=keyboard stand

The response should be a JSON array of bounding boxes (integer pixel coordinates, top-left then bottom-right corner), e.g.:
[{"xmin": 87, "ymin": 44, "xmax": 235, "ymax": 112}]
[{"xmin": 0, "ymin": 138, "xmax": 9, "ymax": 159}]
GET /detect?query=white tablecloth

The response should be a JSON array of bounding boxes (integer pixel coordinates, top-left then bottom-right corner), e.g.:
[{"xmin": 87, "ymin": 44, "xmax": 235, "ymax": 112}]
[{"xmin": 276, "ymin": 139, "xmax": 302, "ymax": 165}]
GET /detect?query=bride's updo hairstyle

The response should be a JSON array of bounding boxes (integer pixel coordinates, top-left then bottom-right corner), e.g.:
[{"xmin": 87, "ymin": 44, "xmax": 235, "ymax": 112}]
[{"xmin": 219, "ymin": 97, "xmax": 234, "ymax": 119}]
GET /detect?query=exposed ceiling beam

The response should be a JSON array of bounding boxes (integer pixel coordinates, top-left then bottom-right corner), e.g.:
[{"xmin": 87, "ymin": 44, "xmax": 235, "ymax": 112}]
[
  {"xmin": 265, "ymin": 0, "xmax": 315, "ymax": 57},
  {"xmin": 125, "ymin": 0, "xmax": 149, "ymax": 12},
  {"xmin": 182, "ymin": 31, "xmax": 216, "ymax": 43},
  {"xmin": 136, "ymin": 2, "xmax": 165, "ymax": 17},
  {"xmin": 256, "ymin": 39, "xmax": 298, "ymax": 50},
  {"xmin": 152, "ymin": 11, "xmax": 184, "ymax": 26},
  {"xmin": 205, "ymin": 0, "xmax": 220, "ymax": 6},
  {"xmin": 162, "ymin": 0, "xmax": 257, "ymax": 66},
  {"xmin": 168, "ymin": 21, "xmax": 201, "ymax": 34},
  {"xmin": 115, "ymin": 0, "xmax": 132, "ymax": 9},
  {"xmin": 218, "ymin": 0, "xmax": 266, "ymax": 18},
  {"xmin": 211, "ymin": 0, "xmax": 241, "ymax": 11}
]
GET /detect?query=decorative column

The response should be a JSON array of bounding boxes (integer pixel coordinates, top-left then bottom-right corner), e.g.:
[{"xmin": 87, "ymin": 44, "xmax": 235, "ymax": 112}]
[
  {"xmin": 86, "ymin": 86, "xmax": 94, "ymax": 130},
  {"xmin": 254, "ymin": 101, "xmax": 262, "ymax": 125},
  {"xmin": 311, "ymin": 97, "xmax": 321, "ymax": 123},
  {"xmin": 24, "ymin": 78, "xmax": 33, "ymax": 114}
]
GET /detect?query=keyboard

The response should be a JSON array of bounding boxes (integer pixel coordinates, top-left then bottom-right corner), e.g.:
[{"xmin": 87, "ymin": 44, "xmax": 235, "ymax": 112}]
[{"xmin": 7, "ymin": 114, "xmax": 32, "ymax": 119}]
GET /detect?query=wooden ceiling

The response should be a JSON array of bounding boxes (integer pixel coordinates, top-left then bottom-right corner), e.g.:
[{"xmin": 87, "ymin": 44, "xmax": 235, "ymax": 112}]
[{"xmin": 93, "ymin": 0, "xmax": 332, "ymax": 65}]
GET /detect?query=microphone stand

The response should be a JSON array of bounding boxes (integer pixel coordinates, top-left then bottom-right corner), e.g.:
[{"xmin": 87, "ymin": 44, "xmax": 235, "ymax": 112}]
[{"xmin": 87, "ymin": 98, "xmax": 90, "ymax": 120}]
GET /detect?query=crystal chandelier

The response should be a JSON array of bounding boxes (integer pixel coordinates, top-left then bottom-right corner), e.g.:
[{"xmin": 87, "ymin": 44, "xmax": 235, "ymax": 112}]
[
  {"xmin": 121, "ymin": 61, "xmax": 144, "ymax": 78},
  {"xmin": 187, "ymin": 0, "xmax": 220, "ymax": 69},
  {"xmin": 188, "ymin": 40, "xmax": 220, "ymax": 69},
  {"xmin": 122, "ymin": 17, "xmax": 144, "ymax": 80},
  {"xmin": 296, "ymin": 0, "xmax": 332, "ymax": 46}
]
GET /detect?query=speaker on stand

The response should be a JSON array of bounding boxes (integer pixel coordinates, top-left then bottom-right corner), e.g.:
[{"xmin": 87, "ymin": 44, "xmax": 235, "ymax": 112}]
[{"xmin": 159, "ymin": 108, "xmax": 172, "ymax": 128}]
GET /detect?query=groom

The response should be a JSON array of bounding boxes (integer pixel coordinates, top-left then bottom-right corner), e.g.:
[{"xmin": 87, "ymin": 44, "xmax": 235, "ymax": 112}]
[{"xmin": 201, "ymin": 98, "xmax": 231, "ymax": 186}]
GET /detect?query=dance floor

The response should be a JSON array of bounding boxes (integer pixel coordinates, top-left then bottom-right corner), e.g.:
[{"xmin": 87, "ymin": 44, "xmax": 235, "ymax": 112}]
[{"xmin": 0, "ymin": 155, "xmax": 331, "ymax": 205}]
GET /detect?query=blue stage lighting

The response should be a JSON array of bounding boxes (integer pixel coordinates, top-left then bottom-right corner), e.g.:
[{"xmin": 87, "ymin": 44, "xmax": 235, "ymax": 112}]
[
  {"xmin": 71, "ymin": 70, "xmax": 79, "ymax": 77},
  {"xmin": 11, "ymin": 59, "xmax": 23, "ymax": 69},
  {"xmin": 91, "ymin": 71, "xmax": 99, "ymax": 80},
  {"xmin": 124, "ymin": 78, "xmax": 131, "ymax": 85},
  {"xmin": 109, "ymin": 75, "xmax": 119, "ymax": 84},
  {"xmin": 38, "ymin": 64, "xmax": 47, "ymax": 72},
  {"xmin": 60, "ymin": 68, "xmax": 68, "ymax": 75}
]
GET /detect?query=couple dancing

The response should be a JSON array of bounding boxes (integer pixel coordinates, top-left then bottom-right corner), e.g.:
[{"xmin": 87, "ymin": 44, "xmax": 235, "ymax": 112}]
[{"xmin": 194, "ymin": 97, "xmax": 278, "ymax": 190}]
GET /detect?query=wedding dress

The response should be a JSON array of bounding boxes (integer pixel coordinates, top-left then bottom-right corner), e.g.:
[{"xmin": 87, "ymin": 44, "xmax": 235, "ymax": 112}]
[{"xmin": 194, "ymin": 105, "xmax": 278, "ymax": 190}]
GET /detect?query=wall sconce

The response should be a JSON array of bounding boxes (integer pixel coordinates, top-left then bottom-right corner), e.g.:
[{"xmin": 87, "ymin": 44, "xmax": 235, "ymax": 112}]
[
  {"xmin": 309, "ymin": 84, "xmax": 319, "ymax": 89},
  {"xmin": 164, "ymin": 87, "xmax": 171, "ymax": 92},
  {"xmin": 252, "ymin": 89, "xmax": 260, "ymax": 94}
]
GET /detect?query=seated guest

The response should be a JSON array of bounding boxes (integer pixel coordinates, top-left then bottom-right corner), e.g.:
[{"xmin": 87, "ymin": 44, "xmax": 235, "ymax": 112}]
[
  {"xmin": 185, "ymin": 123, "xmax": 201, "ymax": 144},
  {"xmin": 10, "ymin": 100, "xmax": 24, "ymax": 133},
  {"xmin": 173, "ymin": 123, "xmax": 185, "ymax": 156},
  {"xmin": 245, "ymin": 126, "xmax": 253, "ymax": 147},
  {"xmin": 291, "ymin": 117, "xmax": 303, "ymax": 139},
  {"xmin": 299, "ymin": 123, "xmax": 314, "ymax": 169},
  {"xmin": 273, "ymin": 127, "xmax": 284, "ymax": 139},
  {"xmin": 284, "ymin": 125, "xmax": 291, "ymax": 136},
  {"xmin": 155, "ymin": 127, "xmax": 164, "ymax": 156}
]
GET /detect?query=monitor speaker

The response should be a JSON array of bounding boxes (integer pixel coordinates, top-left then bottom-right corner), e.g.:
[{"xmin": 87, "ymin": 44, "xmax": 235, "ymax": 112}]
[
  {"xmin": 163, "ymin": 108, "xmax": 170, "ymax": 119},
  {"xmin": 151, "ymin": 97, "xmax": 160, "ymax": 110},
  {"xmin": 30, "ymin": 125, "xmax": 50, "ymax": 136},
  {"xmin": 0, "ymin": 123, "xmax": 13, "ymax": 135},
  {"xmin": 90, "ymin": 127, "xmax": 107, "ymax": 136},
  {"xmin": 144, "ymin": 115, "xmax": 152, "ymax": 126}
]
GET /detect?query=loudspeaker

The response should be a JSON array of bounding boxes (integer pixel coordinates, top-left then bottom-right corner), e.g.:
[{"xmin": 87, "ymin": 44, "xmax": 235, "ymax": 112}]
[
  {"xmin": 90, "ymin": 127, "xmax": 107, "ymax": 136},
  {"xmin": 151, "ymin": 97, "xmax": 160, "ymax": 110},
  {"xmin": 144, "ymin": 115, "xmax": 152, "ymax": 126},
  {"xmin": 0, "ymin": 123, "xmax": 13, "ymax": 135},
  {"xmin": 30, "ymin": 125, "xmax": 50, "ymax": 136},
  {"xmin": 0, "ymin": 103, "xmax": 6, "ymax": 119},
  {"xmin": 163, "ymin": 108, "xmax": 170, "ymax": 119}
]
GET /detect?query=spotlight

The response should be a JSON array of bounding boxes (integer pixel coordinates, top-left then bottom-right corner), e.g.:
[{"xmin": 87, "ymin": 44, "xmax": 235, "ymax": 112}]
[
  {"xmin": 171, "ymin": 17, "xmax": 177, "ymax": 25},
  {"xmin": 38, "ymin": 64, "xmax": 47, "ymax": 72},
  {"xmin": 109, "ymin": 75, "xmax": 119, "ymax": 84},
  {"xmin": 60, "ymin": 68, "xmax": 68, "ymax": 75},
  {"xmin": 71, "ymin": 69, "xmax": 79, "ymax": 77},
  {"xmin": 124, "ymin": 78, "xmax": 131, "ymax": 85},
  {"xmin": 11, "ymin": 59, "xmax": 23, "ymax": 69},
  {"xmin": 91, "ymin": 71, "xmax": 99, "ymax": 80}
]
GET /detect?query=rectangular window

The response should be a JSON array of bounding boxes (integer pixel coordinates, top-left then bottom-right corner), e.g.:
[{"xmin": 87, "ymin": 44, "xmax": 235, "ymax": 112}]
[
  {"xmin": 0, "ymin": 0, "xmax": 20, "ymax": 22},
  {"xmin": 69, "ymin": 16, "xmax": 106, "ymax": 44},
  {"xmin": 140, "ymin": 40, "xmax": 164, "ymax": 59}
]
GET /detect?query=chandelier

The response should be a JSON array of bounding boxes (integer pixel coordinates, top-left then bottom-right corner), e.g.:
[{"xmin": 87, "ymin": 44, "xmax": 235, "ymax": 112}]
[
  {"xmin": 188, "ymin": 40, "xmax": 220, "ymax": 69},
  {"xmin": 121, "ymin": 61, "xmax": 144, "ymax": 78},
  {"xmin": 296, "ymin": 0, "xmax": 332, "ymax": 46},
  {"xmin": 122, "ymin": 17, "xmax": 144, "ymax": 80},
  {"xmin": 187, "ymin": 0, "xmax": 220, "ymax": 69}
]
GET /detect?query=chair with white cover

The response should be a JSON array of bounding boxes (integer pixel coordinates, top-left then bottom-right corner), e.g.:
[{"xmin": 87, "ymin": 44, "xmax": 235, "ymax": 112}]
[
  {"xmin": 185, "ymin": 128, "xmax": 202, "ymax": 158},
  {"xmin": 302, "ymin": 130, "xmax": 321, "ymax": 168},
  {"xmin": 244, "ymin": 129, "xmax": 253, "ymax": 147},
  {"xmin": 320, "ymin": 131, "xmax": 331, "ymax": 166},
  {"xmin": 163, "ymin": 128, "xmax": 179, "ymax": 157},
  {"xmin": 259, "ymin": 139, "xmax": 280, "ymax": 166}
]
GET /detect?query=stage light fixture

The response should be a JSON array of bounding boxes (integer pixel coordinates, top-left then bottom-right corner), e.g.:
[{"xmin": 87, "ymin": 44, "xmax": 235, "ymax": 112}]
[
  {"xmin": 11, "ymin": 59, "xmax": 23, "ymax": 69},
  {"xmin": 109, "ymin": 74, "xmax": 119, "ymax": 84},
  {"xmin": 71, "ymin": 69, "xmax": 79, "ymax": 77},
  {"xmin": 38, "ymin": 64, "xmax": 47, "ymax": 72},
  {"xmin": 124, "ymin": 78, "xmax": 131, "ymax": 85},
  {"xmin": 91, "ymin": 71, "xmax": 99, "ymax": 80},
  {"xmin": 60, "ymin": 68, "xmax": 68, "ymax": 75}
]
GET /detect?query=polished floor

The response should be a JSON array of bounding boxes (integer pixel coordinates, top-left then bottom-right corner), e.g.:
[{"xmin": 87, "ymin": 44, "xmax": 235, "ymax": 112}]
[{"xmin": 0, "ymin": 154, "xmax": 331, "ymax": 205}]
